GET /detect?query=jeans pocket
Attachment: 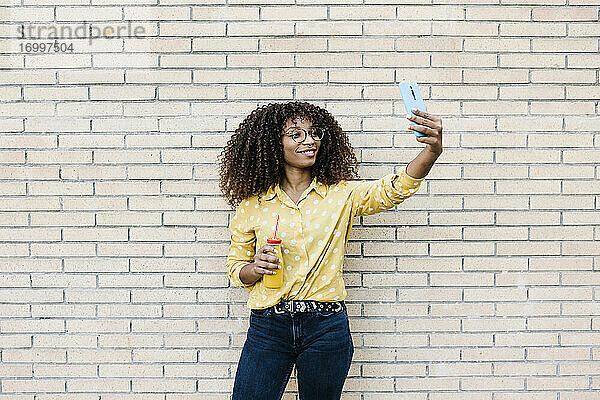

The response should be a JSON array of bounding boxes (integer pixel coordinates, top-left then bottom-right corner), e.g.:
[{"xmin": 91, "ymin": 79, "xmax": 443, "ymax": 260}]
[
  {"xmin": 250, "ymin": 307, "xmax": 271, "ymax": 317},
  {"xmin": 315, "ymin": 308, "xmax": 342, "ymax": 317}
]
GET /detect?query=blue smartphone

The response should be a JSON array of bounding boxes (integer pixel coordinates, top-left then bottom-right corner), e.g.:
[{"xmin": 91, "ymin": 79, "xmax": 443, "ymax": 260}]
[{"xmin": 398, "ymin": 82, "xmax": 427, "ymax": 137}]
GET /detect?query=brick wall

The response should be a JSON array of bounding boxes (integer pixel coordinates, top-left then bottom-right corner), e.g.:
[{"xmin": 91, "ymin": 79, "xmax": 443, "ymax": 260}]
[{"xmin": 0, "ymin": 1, "xmax": 599, "ymax": 398}]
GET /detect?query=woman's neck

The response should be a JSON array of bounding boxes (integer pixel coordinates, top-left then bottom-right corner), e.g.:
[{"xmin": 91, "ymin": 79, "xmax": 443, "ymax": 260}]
[{"xmin": 280, "ymin": 166, "xmax": 312, "ymax": 195}]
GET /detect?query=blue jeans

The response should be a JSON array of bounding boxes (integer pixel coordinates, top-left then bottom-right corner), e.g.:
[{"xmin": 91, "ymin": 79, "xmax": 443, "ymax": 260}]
[{"xmin": 232, "ymin": 302, "xmax": 354, "ymax": 400}]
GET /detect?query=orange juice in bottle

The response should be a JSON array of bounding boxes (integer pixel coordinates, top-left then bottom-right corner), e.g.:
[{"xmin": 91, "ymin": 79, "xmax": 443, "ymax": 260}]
[{"xmin": 264, "ymin": 237, "xmax": 283, "ymax": 288}]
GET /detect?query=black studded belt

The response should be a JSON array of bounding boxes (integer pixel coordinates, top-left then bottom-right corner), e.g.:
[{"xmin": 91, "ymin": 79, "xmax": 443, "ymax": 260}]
[{"xmin": 272, "ymin": 299, "xmax": 343, "ymax": 315}]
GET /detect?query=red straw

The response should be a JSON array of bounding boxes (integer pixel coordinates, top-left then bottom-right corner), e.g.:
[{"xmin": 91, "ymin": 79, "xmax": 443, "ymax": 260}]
[{"xmin": 274, "ymin": 214, "xmax": 280, "ymax": 238}]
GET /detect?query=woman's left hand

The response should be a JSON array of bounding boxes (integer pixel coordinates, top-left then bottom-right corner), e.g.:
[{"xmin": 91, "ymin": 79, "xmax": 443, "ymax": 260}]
[{"xmin": 407, "ymin": 109, "xmax": 443, "ymax": 155}]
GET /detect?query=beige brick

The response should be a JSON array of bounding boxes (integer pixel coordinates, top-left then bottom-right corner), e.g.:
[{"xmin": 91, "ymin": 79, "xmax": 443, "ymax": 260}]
[
  {"xmin": 563, "ymin": 149, "xmax": 600, "ymax": 163},
  {"xmin": 568, "ymin": 22, "xmax": 600, "ymax": 36},
  {"xmin": 228, "ymin": 21, "xmax": 294, "ymax": 36},
  {"xmin": 123, "ymin": 102, "xmax": 188, "ymax": 117},
  {"xmin": 364, "ymin": 21, "xmax": 429, "ymax": 38},
  {"xmin": 0, "ymin": 119, "xmax": 24, "ymax": 132},
  {"xmin": 498, "ymin": 241, "xmax": 561, "ymax": 256},
  {"xmin": 531, "ymin": 69, "xmax": 596, "ymax": 84},
  {"xmin": 57, "ymin": 101, "xmax": 122, "ymax": 116},
  {"xmin": 562, "ymin": 210, "xmax": 600, "ymax": 225},
  {"xmin": 159, "ymin": 117, "xmax": 223, "ymax": 133},
  {"xmin": 430, "ymin": 333, "xmax": 493, "ymax": 347},
  {"xmin": 562, "ymin": 181, "xmax": 599, "ymax": 197},
  {"xmin": 498, "ymin": 211, "xmax": 561, "ymax": 227},
  {"xmin": 0, "ymin": 70, "xmax": 55, "ymax": 84},
  {"xmin": 465, "ymin": 69, "xmax": 529, "ymax": 84},
  {"xmin": 2, "ymin": 7, "xmax": 53, "ymax": 21},
  {"xmin": 56, "ymin": 7, "xmax": 121, "ymax": 21},
  {"xmin": 533, "ymin": 38, "xmax": 597, "ymax": 53},
  {"xmin": 463, "ymin": 195, "xmax": 528, "ymax": 210},
  {"xmin": 500, "ymin": 85, "xmax": 564, "ymax": 99},
  {"xmin": 296, "ymin": 85, "xmax": 361, "ymax": 100},
  {"xmin": 331, "ymin": 5, "xmax": 395, "ymax": 19},
  {"xmin": 397, "ymin": 68, "xmax": 461, "ymax": 83},
  {"xmin": 260, "ymin": 37, "xmax": 326, "ymax": 52},
  {"xmin": 431, "ymin": 242, "xmax": 495, "ymax": 256},
  {"xmin": 503, "ymin": 0, "xmax": 565, "ymax": 3},
  {"xmin": 297, "ymin": 21, "xmax": 362, "ymax": 35},
  {"xmin": 565, "ymin": 116, "xmax": 600, "ymax": 131},
  {"xmin": 528, "ymin": 133, "xmax": 593, "ymax": 148},
  {"xmin": 500, "ymin": 53, "xmax": 565, "ymax": 68},
  {"xmin": 160, "ymin": 21, "xmax": 225, "ymax": 37},
  {"xmin": 158, "ymin": 86, "xmax": 223, "ymax": 100},
  {"xmin": 535, "ymin": 101, "xmax": 596, "ymax": 116},
  {"xmin": 330, "ymin": 37, "xmax": 395, "ymax": 52},
  {"xmin": 92, "ymin": 118, "xmax": 157, "ymax": 133},
  {"xmin": 124, "ymin": 38, "xmax": 191, "ymax": 52},
  {"xmin": 0, "ymin": 86, "xmax": 21, "ymax": 102},
  {"xmin": 328, "ymin": 69, "xmax": 393, "ymax": 84},
  {"xmin": 464, "ymin": 227, "xmax": 528, "ymax": 241},
  {"xmin": 94, "ymin": 53, "xmax": 158, "ymax": 68},
  {"xmin": 193, "ymin": 37, "xmax": 257, "ymax": 51},
  {"xmin": 464, "ymin": 38, "xmax": 530, "ymax": 52},
  {"xmin": 262, "ymin": 68, "xmax": 327, "ymax": 83},
  {"xmin": 58, "ymin": 69, "xmax": 124, "ymax": 84},
  {"xmin": 563, "ymin": 241, "xmax": 600, "ymax": 256},
  {"xmin": 25, "ymin": 118, "xmax": 90, "ymax": 133},
  {"xmin": 396, "ymin": 318, "xmax": 460, "ymax": 332},
  {"xmin": 530, "ymin": 165, "xmax": 594, "ymax": 179},
  {"xmin": 496, "ymin": 272, "xmax": 559, "ymax": 286},
  {"xmin": 433, "ymin": 21, "xmax": 498, "ymax": 36},
  {"xmin": 227, "ymin": 85, "xmax": 292, "ymax": 100},
  {"xmin": 432, "ymin": 53, "xmax": 496, "ymax": 68},
  {"xmin": 0, "ymin": 55, "xmax": 23, "ymax": 68},
  {"xmin": 499, "ymin": 182, "xmax": 567, "ymax": 202},
  {"xmin": 24, "ymin": 53, "xmax": 91, "ymax": 68},
  {"xmin": 463, "ymin": 377, "xmax": 525, "ymax": 390},
  {"xmin": 533, "ymin": 7, "xmax": 598, "ymax": 21},
  {"xmin": 466, "ymin": 6, "xmax": 530, "ymax": 20},
  {"xmin": 236, "ymin": 53, "xmax": 299, "ymax": 69},
  {"xmin": 568, "ymin": 54, "xmax": 600, "ymax": 69},
  {"xmin": 91, "ymin": 85, "xmax": 156, "ymax": 101},
  {"xmin": 397, "ymin": 37, "xmax": 463, "ymax": 52},
  {"xmin": 500, "ymin": 22, "xmax": 566, "ymax": 36},
  {"xmin": 262, "ymin": 6, "xmax": 327, "ymax": 20},
  {"xmin": 432, "ymin": 85, "xmax": 497, "ymax": 100},
  {"xmin": 462, "ymin": 317, "xmax": 526, "ymax": 331},
  {"xmin": 24, "ymin": 86, "xmax": 87, "ymax": 101},
  {"xmin": 191, "ymin": 6, "xmax": 258, "ymax": 20},
  {"xmin": 192, "ymin": 69, "xmax": 258, "ymax": 84},
  {"xmin": 0, "ymin": 102, "xmax": 53, "ymax": 117},
  {"xmin": 127, "ymin": 69, "xmax": 191, "ymax": 84},
  {"xmin": 123, "ymin": 6, "xmax": 190, "ymax": 20},
  {"xmin": 464, "ymin": 101, "xmax": 527, "ymax": 115},
  {"xmin": 429, "ymin": 180, "xmax": 494, "ymax": 195},
  {"xmin": 497, "ymin": 116, "xmax": 563, "ymax": 131},
  {"xmin": 462, "ymin": 134, "xmax": 527, "ymax": 148}
]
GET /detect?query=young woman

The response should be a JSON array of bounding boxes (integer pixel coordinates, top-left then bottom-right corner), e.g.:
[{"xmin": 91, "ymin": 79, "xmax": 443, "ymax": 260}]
[{"xmin": 219, "ymin": 101, "xmax": 442, "ymax": 400}]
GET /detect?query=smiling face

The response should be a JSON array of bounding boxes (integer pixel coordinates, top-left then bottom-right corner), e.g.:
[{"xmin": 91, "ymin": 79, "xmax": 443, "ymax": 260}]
[{"xmin": 280, "ymin": 116, "xmax": 321, "ymax": 170}]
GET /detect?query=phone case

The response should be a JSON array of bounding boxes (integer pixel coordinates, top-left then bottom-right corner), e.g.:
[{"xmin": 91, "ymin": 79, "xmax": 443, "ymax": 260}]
[{"xmin": 398, "ymin": 82, "xmax": 427, "ymax": 137}]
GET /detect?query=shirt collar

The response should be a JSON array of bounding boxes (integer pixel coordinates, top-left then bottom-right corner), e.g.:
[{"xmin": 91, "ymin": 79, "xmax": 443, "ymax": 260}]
[{"xmin": 262, "ymin": 176, "xmax": 327, "ymax": 202}]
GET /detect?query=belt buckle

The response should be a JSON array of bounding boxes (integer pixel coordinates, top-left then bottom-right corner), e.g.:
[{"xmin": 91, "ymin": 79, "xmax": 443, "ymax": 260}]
[
  {"xmin": 273, "ymin": 302, "xmax": 285, "ymax": 315},
  {"xmin": 333, "ymin": 302, "xmax": 342, "ymax": 313}
]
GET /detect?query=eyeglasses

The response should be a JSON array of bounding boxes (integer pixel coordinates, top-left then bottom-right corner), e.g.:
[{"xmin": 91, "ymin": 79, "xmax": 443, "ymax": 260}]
[{"xmin": 281, "ymin": 127, "xmax": 325, "ymax": 143}]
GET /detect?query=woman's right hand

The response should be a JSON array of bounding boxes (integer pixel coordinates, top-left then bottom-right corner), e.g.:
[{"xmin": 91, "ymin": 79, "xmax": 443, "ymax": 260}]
[{"xmin": 251, "ymin": 245, "xmax": 281, "ymax": 276}]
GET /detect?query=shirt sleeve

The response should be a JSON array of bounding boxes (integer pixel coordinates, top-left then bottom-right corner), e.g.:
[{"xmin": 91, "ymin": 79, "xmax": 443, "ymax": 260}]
[
  {"xmin": 349, "ymin": 164, "xmax": 427, "ymax": 217},
  {"xmin": 225, "ymin": 201, "xmax": 257, "ymax": 290}
]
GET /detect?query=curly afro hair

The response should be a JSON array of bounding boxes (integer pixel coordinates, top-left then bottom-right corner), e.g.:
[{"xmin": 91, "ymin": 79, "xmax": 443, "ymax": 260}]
[{"xmin": 219, "ymin": 101, "xmax": 359, "ymax": 208}]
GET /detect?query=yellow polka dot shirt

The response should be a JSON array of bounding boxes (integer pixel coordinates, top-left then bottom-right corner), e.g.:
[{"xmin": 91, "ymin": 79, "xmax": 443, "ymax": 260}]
[{"xmin": 226, "ymin": 164, "xmax": 427, "ymax": 310}]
